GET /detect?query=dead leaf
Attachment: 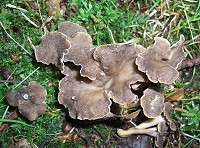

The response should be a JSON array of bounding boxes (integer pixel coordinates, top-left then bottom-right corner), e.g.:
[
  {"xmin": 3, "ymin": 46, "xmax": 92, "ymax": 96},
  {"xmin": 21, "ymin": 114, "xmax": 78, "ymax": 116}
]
[
  {"xmin": 0, "ymin": 110, "xmax": 18, "ymax": 132},
  {"xmin": 122, "ymin": 109, "xmax": 141, "ymax": 120},
  {"xmin": 8, "ymin": 138, "xmax": 35, "ymax": 148},
  {"xmin": 166, "ymin": 88, "xmax": 184, "ymax": 102},
  {"xmin": 55, "ymin": 133, "xmax": 72, "ymax": 142},
  {"xmin": 1, "ymin": 66, "xmax": 13, "ymax": 80},
  {"xmin": 71, "ymin": 3, "xmax": 79, "ymax": 13},
  {"xmin": 28, "ymin": 1, "xmax": 40, "ymax": 10},
  {"xmin": 11, "ymin": 54, "xmax": 18, "ymax": 61},
  {"xmin": 48, "ymin": 0, "xmax": 61, "ymax": 16}
]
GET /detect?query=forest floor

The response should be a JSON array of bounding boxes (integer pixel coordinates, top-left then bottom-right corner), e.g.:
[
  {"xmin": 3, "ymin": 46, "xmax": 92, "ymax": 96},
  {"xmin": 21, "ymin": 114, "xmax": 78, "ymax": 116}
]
[{"xmin": 0, "ymin": 0, "xmax": 199, "ymax": 147}]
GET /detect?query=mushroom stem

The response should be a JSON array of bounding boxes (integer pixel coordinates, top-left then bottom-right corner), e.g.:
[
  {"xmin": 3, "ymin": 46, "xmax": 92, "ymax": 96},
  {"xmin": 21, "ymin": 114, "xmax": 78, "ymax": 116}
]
[
  {"xmin": 117, "ymin": 127, "xmax": 157, "ymax": 138},
  {"xmin": 135, "ymin": 116, "xmax": 165, "ymax": 129}
]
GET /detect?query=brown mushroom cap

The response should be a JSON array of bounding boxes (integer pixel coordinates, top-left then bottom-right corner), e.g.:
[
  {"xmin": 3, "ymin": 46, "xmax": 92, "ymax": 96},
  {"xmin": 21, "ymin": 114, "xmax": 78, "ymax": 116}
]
[
  {"xmin": 6, "ymin": 81, "xmax": 47, "ymax": 121},
  {"xmin": 61, "ymin": 32, "xmax": 104, "ymax": 80},
  {"xmin": 93, "ymin": 44, "xmax": 147, "ymax": 104},
  {"xmin": 58, "ymin": 21, "xmax": 87, "ymax": 37},
  {"xmin": 34, "ymin": 32, "xmax": 70, "ymax": 67},
  {"xmin": 136, "ymin": 35, "xmax": 185, "ymax": 84},
  {"xmin": 141, "ymin": 89, "xmax": 165, "ymax": 118},
  {"xmin": 58, "ymin": 73, "xmax": 112, "ymax": 120}
]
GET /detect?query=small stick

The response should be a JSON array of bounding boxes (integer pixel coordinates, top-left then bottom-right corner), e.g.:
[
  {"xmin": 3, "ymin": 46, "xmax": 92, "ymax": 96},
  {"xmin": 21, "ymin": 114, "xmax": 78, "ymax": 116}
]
[
  {"xmin": 6, "ymin": 4, "xmax": 27, "ymax": 12},
  {"xmin": 0, "ymin": 80, "xmax": 29, "ymax": 85},
  {"xmin": 13, "ymin": 67, "xmax": 40, "ymax": 90},
  {"xmin": 0, "ymin": 22, "xmax": 31, "ymax": 56},
  {"xmin": 93, "ymin": 125, "xmax": 107, "ymax": 141},
  {"xmin": 21, "ymin": 12, "xmax": 39, "ymax": 28},
  {"xmin": 178, "ymin": 55, "xmax": 200, "ymax": 70},
  {"xmin": 39, "ymin": 116, "xmax": 65, "ymax": 148},
  {"xmin": 182, "ymin": 132, "xmax": 200, "ymax": 142},
  {"xmin": 161, "ymin": 15, "xmax": 175, "ymax": 38}
]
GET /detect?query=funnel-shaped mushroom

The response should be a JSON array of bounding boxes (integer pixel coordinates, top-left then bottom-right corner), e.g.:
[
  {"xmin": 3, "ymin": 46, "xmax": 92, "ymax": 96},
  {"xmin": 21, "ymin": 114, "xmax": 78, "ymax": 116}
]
[
  {"xmin": 6, "ymin": 81, "xmax": 47, "ymax": 121},
  {"xmin": 58, "ymin": 71, "xmax": 112, "ymax": 120},
  {"xmin": 93, "ymin": 44, "xmax": 147, "ymax": 104},
  {"xmin": 136, "ymin": 35, "xmax": 186, "ymax": 84},
  {"xmin": 141, "ymin": 89, "xmax": 165, "ymax": 118},
  {"xmin": 34, "ymin": 32, "xmax": 70, "ymax": 67}
]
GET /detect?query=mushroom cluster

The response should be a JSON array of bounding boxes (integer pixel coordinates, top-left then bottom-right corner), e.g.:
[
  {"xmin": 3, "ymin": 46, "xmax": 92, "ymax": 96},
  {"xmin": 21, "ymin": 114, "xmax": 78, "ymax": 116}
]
[
  {"xmin": 34, "ymin": 22, "xmax": 186, "ymax": 145},
  {"xmin": 35, "ymin": 21, "xmax": 185, "ymax": 121}
]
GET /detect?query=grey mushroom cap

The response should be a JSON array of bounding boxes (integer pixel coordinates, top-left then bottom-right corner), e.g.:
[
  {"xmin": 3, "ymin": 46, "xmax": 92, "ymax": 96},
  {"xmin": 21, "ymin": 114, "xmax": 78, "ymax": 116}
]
[
  {"xmin": 6, "ymin": 81, "xmax": 47, "ymax": 121},
  {"xmin": 34, "ymin": 32, "xmax": 70, "ymax": 67},
  {"xmin": 136, "ymin": 35, "xmax": 185, "ymax": 84},
  {"xmin": 141, "ymin": 89, "xmax": 165, "ymax": 118}
]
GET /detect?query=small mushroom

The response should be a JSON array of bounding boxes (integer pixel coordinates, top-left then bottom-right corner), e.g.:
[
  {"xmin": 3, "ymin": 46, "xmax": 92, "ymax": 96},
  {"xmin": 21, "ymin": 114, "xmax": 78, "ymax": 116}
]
[
  {"xmin": 58, "ymin": 21, "xmax": 87, "ymax": 37},
  {"xmin": 6, "ymin": 81, "xmax": 47, "ymax": 121},
  {"xmin": 93, "ymin": 44, "xmax": 147, "ymax": 104},
  {"xmin": 136, "ymin": 35, "xmax": 185, "ymax": 84},
  {"xmin": 34, "ymin": 32, "xmax": 70, "ymax": 67},
  {"xmin": 141, "ymin": 89, "xmax": 165, "ymax": 118},
  {"xmin": 58, "ymin": 72, "xmax": 112, "ymax": 120}
]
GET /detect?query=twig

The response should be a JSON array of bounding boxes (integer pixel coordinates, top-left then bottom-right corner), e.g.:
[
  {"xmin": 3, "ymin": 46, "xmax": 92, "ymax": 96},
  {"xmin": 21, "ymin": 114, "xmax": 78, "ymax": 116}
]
[
  {"xmin": 39, "ymin": 116, "xmax": 65, "ymax": 148},
  {"xmin": 182, "ymin": 132, "xmax": 200, "ymax": 142},
  {"xmin": 6, "ymin": 4, "xmax": 27, "ymax": 12},
  {"xmin": 0, "ymin": 22, "xmax": 31, "ymax": 56},
  {"xmin": 13, "ymin": 67, "xmax": 40, "ymax": 90},
  {"xmin": 75, "ymin": 128, "xmax": 92, "ymax": 146},
  {"xmin": 27, "ymin": 37, "xmax": 36, "ymax": 51},
  {"xmin": 36, "ymin": 0, "xmax": 44, "ymax": 26},
  {"xmin": 107, "ymin": 27, "xmax": 116, "ymax": 44},
  {"xmin": 93, "ymin": 125, "xmax": 107, "ymax": 141},
  {"xmin": 0, "ymin": 80, "xmax": 29, "ymax": 85},
  {"xmin": 178, "ymin": 55, "xmax": 200, "ymax": 70},
  {"xmin": 21, "ymin": 12, "xmax": 39, "ymax": 28},
  {"xmin": 161, "ymin": 15, "xmax": 175, "ymax": 38}
]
